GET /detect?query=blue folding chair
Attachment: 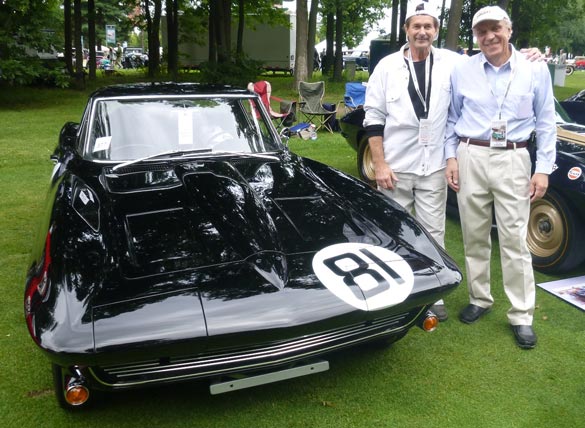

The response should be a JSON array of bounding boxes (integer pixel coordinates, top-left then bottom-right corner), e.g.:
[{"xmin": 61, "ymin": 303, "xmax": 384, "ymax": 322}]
[{"xmin": 344, "ymin": 82, "xmax": 367, "ymax": 113}]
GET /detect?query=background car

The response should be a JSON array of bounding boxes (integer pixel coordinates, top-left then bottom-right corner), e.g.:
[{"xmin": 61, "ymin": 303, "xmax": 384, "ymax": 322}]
[
  {"xmin": 25, "ymin": 83, "xmax": 461, "ymax": 410},
  {"xmin": 123, "ymin": 47, "xmax": 148, "ymax": 68},
  {"xmin": 339, "ymin": 101, "xmax": 585, "ymax": 274},
  {"xmin": 343, "ymin": 49, "xmax": 369, "ymax": 70}
]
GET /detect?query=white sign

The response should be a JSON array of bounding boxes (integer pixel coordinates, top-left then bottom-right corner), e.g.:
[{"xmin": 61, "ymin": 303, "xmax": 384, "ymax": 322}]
[{"xmin": 312, "ymin": 243, "xmax": 414, "ymax": 311}]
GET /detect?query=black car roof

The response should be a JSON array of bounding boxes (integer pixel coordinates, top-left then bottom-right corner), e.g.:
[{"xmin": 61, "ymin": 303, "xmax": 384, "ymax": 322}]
[{"xmin": 89, "ymin": 82, "xmax": 250, "ymax": 99}]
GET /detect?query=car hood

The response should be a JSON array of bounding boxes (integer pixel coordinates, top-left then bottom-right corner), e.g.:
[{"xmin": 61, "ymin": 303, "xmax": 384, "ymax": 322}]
[
  {"xmin": 37, "ymin": 154, "xmax": 460, "ymax": 354},
  {"xmin": 98, "ymin": 157, "xmax": 437, "ymax": 279}
]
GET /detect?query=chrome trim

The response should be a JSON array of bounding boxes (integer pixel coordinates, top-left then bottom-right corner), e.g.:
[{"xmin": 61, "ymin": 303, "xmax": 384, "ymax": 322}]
[{"xmin": 89, "ymin": 308, "xmax": 424, "ymax": 388}]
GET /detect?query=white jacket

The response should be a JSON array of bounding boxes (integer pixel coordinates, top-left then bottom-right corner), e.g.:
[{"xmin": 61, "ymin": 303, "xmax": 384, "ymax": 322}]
[{"xmin": 364, "ymin": 44, "xmax": 463, "ymax": 175}]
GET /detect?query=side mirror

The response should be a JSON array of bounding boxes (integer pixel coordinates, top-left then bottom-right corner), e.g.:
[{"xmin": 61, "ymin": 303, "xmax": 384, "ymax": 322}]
[
  {"xmin": 59, "ymin": 122, "xmax": 80, "ymax": 150},
  {"xmin": 52, "ymin": 122, "xmax": 80, "ymax": 163}
]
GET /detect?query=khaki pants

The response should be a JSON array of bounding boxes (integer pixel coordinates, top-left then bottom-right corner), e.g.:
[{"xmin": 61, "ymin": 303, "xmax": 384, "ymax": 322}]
[
  {"xmin": 379, "ymin": 169, "xmax": 447, "ymax": 248},
  {"xmin": 456, "ymin": 142, "xmax": 535, "ymax": 325}
]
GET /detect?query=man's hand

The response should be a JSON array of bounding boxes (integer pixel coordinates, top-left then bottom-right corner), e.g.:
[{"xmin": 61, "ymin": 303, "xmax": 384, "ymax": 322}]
[
  {"xmin": 520, "ymin": 47, "xmax": 544, "ymax": 62},
  {"xmin": 375, "ymin": 162, "xmax": 398, "ymax": 190},
  {"xmin": 367, "ymin": 135, "xmax": 398, "ymax": 190},
  {"xmin": 445, "ymin": 158, "xmax": 460, "ymax": 192},
  {"xmin": 530, "ymin": 173, "xmax": 549, "ymax": 202}
]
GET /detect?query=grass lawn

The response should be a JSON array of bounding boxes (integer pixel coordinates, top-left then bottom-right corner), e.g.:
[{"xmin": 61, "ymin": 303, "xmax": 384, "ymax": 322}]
[{"xmin": 1, "ymin": 69, "xmax": 584, "ymax": 428}]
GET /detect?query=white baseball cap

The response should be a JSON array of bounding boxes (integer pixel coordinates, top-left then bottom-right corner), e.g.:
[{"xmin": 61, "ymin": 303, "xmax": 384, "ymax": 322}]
[
  {"xmin": 405, "ymin": 2, "xmax": 439, "ymax": 26},
  {"xmin": 472, "ymin": 5, "xmax": 510, "ymax": 28}
]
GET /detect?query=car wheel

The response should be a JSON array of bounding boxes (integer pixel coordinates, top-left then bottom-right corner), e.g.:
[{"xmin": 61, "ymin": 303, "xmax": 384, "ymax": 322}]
[
  {"xmin": 52, "ymin": 364, "xmax": 100, "ymax": 410},
  {"xmin": 566, "ymin": 65, "xmax": 575, "ymax": 76},
  {"xmin": 357, "ymin": 135, "xmax": 376, "ymax": 187},
  {"xmin": 527, "ymin": 189, "xmax": 585, "ymax": 273}
]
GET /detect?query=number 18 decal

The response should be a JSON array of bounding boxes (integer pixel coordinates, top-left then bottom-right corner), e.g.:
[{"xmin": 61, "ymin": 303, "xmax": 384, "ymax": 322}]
[{"xmin": 312, "ymin": 243, "xmax": 414, "ymax": 311}]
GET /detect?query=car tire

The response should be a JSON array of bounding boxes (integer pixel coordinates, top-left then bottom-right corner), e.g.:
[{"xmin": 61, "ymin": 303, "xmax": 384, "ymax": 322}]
[
  {"xmin": 357, "ymin": 136, "xmax": 376, "ymax": 187},
  {"xmin": 566, "ymin": 65, "xmax": 575, "ymax": 76},
  {"xmin": 527, "ymin": 189, "xmax": 585, "ymax": 273}
]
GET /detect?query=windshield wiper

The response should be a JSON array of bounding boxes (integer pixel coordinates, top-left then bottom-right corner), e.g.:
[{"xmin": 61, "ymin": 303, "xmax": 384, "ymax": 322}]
[
  {"xmin": 112, "ymin": 148, "xmax": 213, "ymax": 171},
  {"xmin": 212, "ymin": 151, "xmax": 280, "ymax": 160}
]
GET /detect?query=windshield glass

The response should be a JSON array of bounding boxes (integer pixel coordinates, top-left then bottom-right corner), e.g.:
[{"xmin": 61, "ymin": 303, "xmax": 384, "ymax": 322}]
[{"xmin": 86, "ymin": 96, "xmax": 280, "ymax": 161}]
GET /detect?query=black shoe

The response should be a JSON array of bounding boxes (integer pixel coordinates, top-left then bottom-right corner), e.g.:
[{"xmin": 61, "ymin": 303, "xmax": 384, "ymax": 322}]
[
  {"xmin": 459, "ymin": 304, "xmax": 490, "ymax": 324},
  {"xmin": 511, "ymin": 325, "xmax": 537, "ymax": 349},
  {"xmin": 430, "ymin": 304, "xmax": 448, "ymax": 322}
]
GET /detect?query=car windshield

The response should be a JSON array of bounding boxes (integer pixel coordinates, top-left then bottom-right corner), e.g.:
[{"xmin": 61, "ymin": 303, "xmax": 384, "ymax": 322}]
[{"xmin": 86, "ymin": 96, "xmax": 280, "ymax": 161}]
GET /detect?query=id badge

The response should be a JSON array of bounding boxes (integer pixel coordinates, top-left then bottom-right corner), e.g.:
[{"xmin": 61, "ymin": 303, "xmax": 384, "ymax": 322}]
[
  {"xmin": 490, "ymin": 119, "xmax": 507, "ymax": 148},
  {"xmin": 419, "ymin": 118, "xmax": 432, "ymax": 145}
]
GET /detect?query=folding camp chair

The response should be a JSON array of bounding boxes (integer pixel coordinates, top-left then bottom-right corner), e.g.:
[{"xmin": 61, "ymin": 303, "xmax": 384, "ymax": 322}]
[
  {"xmin": 248, "ymin": 81, "xmax": 294, "ymax": 131},
  {"xmin": 298, "ymin": 81, "xmax": 339, "ymax": 133},
  {"xmin": 344, "ymin": 82, "xmax": 367, "ymax": 113}
]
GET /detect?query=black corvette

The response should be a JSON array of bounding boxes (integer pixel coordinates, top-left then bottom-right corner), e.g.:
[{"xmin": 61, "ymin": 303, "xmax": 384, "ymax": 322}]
[
  {"xmin": 340, "ymin": 101, "xmax": 585, "ymax": 274},
  {"xmin": 25, "ymin": 83, "xmax": 461, "ymax": 409}
]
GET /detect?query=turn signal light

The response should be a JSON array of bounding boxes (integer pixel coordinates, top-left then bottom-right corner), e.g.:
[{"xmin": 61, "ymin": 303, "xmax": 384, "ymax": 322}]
[
  {"xmin": 420, "ymin": 312, "xmax": 439, "ymax": 332},
  {"xmin": 65, "ymin": 383, "xmax": 90, "ymax": 406}
]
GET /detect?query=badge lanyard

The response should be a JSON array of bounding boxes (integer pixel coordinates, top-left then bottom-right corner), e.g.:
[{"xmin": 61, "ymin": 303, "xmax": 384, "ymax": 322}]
[
  {"xmin": 407, "ymin": 47, "xmax": 432, "ymax": 146},
  {"xmin": 482, "ymin": 51, "xmax": 516, "ymax": 147},
  {"xmin": 406, "ymin": 47, "xmax": 431, "ymax": 115}
]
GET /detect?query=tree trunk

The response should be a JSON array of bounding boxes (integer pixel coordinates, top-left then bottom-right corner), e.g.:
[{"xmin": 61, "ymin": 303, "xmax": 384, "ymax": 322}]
[
  {"xmin": 166, "ymin": 0, "xmax": 179, "ymax": 79},
  {"xmin": 438, "ymin": 0, "xmax": 447, "ymax": 47},
  {"xmin": 333, "ymin": 2, "xmax": 343, "ymax": 81},
  {"xmin": 390, "ymin": 0, "xmax": 399, "ymax": 51},
  {"xmin": 236, "ymin": 0, "xmax": 244, "ymax": 56},
  {"xmin": 74, "ymin": 0, "xmax": 84, "ymax": 88},
  {"xmin": 209, "ymin": 0, "xmax": 217, "ymax": 63},
  {"xmin": 307, "ymin": 0, "xmax": 319, "ymax": 76},
  {"xmin": 398, "ymin": 0, "xmax": 407, "ymax": 47},
  {"xmin": 64, "ymin": 1, "xmax": 73, "ymax": 76},
  {"xmin": 323, "ymin": 12, "xmax": 334, "ymax": 75},
  {"xmin": 88, "ymin": 0, "xmax": 96, "ymax": 80},
  {"xmin": 216, "ymin": 0, "xmax": 231, "ymax": 63},
  {"xmin": 445, "ymin": 0, "xmax": 463, "ymax": 51},
  {"xmin": 293, "ymin": 0, "xmax": 309, "ymax": 89},
  {"xmin": 144, "ymin": 0, "xmax": 162, "ymax": 77}
]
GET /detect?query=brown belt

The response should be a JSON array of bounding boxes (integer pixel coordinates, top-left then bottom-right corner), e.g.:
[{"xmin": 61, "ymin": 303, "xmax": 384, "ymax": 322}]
[{"xmin": 459, "ymin": 138, "xmax": 528, "ymax": 149}]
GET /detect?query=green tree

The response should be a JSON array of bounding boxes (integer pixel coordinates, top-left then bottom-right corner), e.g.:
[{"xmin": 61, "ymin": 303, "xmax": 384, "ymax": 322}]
[{"xmin": 0, "ymin": 0, "xmax": 64, "ymax": 86}]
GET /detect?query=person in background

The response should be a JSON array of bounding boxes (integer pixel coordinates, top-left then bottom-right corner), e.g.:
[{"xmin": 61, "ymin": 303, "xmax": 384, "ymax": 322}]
[
  {"xmin": 115, "ymin": 43, "xmax": 123, "ymax": 69},
  {"xmin": 444, "ymin": 5, "xmax": 556, "ymax": 349}
]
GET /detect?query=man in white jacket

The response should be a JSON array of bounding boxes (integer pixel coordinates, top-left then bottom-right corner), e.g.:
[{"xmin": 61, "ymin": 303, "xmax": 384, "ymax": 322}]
[{"xmin": 363, "ymin": 3, "xmax": 461, "ymax": 321}]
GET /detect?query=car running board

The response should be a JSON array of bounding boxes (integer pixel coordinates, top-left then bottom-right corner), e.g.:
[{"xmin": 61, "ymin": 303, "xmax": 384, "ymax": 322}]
[{"xmin": 209, "ymin": 359, "xmax": 329, "ymax": 395}]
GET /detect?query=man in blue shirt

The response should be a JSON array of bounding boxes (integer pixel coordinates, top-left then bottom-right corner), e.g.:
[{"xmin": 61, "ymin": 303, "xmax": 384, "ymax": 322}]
[{"xmin": 444, "ymin": 6, "xmax": 556, "ymax": 349}]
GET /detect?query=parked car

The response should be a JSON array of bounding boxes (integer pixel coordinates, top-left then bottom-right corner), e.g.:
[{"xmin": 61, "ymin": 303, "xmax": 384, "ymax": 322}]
[
  {"xmin": 343, "ymin": 49, "xmax": 369, "ymax": 70},
  {"xmin": 559, "ymin": 89, "xmax": 585, "ymax": 125},
  {"xmin": 339, "ymin": 100, "xmax": 585, "ymax": 274},
  {"xmin": 25, "ymin": 83, "xmax": 461, "ymax": 410},
  {"xmin": 123, "ymin": 47, "xmax": 148, "ymax": 68}
]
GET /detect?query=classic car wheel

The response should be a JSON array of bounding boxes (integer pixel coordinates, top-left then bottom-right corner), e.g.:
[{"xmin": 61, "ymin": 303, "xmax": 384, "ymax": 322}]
[
  {"xmin": 52, "ymin": 364, "xmax": 100, "ymax": 410},
  {"xmin": 566, "ymin": 65, "xmax": 575, "ymax": 76},
  {"xmin": 527, "ymin": 189, "xmax": 585, "ymax": 273},
  {"xmin": 357, "ymin": 136, "xmax": 376, "ymax": 187}
]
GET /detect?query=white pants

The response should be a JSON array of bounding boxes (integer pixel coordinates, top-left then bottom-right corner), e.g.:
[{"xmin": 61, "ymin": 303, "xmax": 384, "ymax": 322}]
[
  {"xmin": 379, "ymin": 169, "xmax": 447, "ymax": 248},
  {"xmin": 456, "ymin": 143, "xmax": 535, "ymax": 325}
]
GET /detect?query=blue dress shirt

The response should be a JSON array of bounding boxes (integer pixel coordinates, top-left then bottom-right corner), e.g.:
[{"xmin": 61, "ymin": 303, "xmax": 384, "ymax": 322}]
[{"xmin": 445, "ymin": 46, "xmax": 556, "ymax": 174}]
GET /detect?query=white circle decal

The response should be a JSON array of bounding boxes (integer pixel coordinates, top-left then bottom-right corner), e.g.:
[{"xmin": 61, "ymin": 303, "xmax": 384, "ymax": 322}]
[
  {"xmin": 312, "ymin": 243, "xmax": 414, "ymax": 311},
  {"xmin": 568, "ymin": 166, "xmax": 582, "ymax": 180}
]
